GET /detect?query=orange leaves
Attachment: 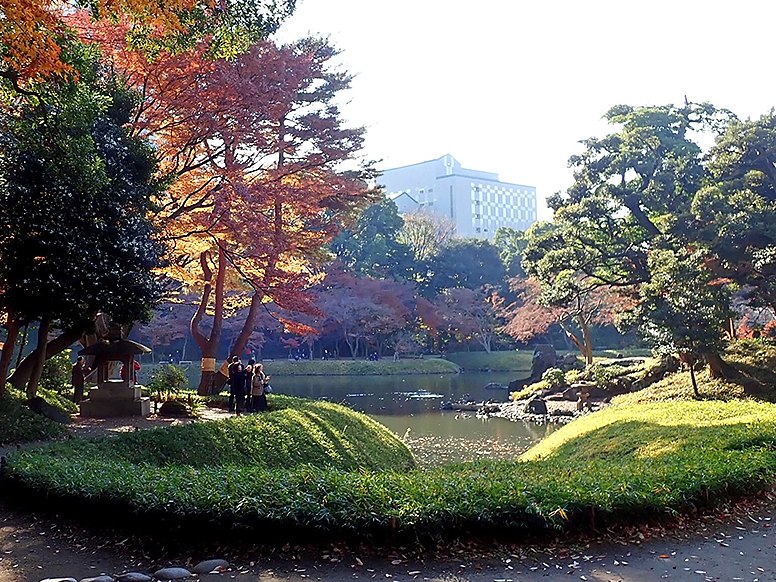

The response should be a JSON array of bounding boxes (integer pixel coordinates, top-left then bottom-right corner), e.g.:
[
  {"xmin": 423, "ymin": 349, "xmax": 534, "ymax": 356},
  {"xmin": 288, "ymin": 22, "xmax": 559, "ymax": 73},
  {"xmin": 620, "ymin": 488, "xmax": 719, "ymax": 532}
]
[
  {"xmin": 0, "ymin": 0, "xmax": 68, "ymax": 82},
  {"xmin": 1, "ymin": 0, "xmax": 216, "ymax": 85}
]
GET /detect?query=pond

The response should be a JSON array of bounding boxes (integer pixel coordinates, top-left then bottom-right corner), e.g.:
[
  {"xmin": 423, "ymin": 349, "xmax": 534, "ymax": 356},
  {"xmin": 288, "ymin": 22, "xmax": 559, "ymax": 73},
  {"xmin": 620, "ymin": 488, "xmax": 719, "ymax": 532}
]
[{"xmin": 269, "ymin": 372, "xmax": 558, "ymax": 466}]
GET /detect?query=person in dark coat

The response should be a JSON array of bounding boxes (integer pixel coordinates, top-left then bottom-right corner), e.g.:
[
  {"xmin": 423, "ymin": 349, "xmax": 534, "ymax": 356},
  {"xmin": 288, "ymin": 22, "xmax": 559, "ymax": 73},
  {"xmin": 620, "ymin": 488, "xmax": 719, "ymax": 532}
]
[
  {"xmin": 227, "ymin": 355, "xmax": 240, "ymax": 412},
  {"xmin": 71, "ymin": 356, "xmax": 89, "ymax": 403},
  {"xmin": 231, "ymin": 362, "xmax": 247, "ymax": 415}
]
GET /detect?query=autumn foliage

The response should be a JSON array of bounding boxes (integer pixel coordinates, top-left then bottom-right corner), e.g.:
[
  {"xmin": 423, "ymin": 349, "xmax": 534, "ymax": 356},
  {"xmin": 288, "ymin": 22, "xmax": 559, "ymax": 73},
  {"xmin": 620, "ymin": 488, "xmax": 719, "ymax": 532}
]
[{"xmin": 69, "ymin": 18, "xmax": 372, "ymax": 390}]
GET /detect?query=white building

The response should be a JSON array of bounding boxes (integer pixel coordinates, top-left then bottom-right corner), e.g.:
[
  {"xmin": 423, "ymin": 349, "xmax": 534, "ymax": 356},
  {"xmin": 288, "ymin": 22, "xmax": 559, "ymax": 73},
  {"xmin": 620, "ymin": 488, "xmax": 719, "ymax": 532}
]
[{"xmin": 378, "ymin": 154, "xmax": 537, "ymax": 239}]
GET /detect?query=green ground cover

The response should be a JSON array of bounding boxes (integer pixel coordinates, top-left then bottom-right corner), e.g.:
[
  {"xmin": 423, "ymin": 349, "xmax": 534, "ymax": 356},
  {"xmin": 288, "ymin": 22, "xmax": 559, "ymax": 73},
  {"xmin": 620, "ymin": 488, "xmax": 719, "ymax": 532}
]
[
  {"xmin": 0, "ymin": 391, "xmax": 67, "ymax": 445},
  {"xmin": 6, "ymin": 397, "xmax": 776, "ymax": 541},
  {"xmin": 443, "ymin": 350, "xmax": 533, "ymax": 372},
  {"xmin": 4, "ymin": 340, "xmax": 776, "ymax": 543}
]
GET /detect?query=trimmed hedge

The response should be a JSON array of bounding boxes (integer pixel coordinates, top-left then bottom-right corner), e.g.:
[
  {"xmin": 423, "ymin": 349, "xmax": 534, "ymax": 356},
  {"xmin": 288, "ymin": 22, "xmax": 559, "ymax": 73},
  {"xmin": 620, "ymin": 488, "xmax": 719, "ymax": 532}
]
[{"xmin": 5, "ymin": 399, "xmax": 776, "ymax": 542}]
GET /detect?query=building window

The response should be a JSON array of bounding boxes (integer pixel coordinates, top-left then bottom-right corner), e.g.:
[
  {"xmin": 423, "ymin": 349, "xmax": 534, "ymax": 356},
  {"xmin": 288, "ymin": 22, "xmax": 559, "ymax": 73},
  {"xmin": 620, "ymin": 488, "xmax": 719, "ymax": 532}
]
[{"xmin": 475, "ymin": 227, "xmax": 481, "ymax": 233}]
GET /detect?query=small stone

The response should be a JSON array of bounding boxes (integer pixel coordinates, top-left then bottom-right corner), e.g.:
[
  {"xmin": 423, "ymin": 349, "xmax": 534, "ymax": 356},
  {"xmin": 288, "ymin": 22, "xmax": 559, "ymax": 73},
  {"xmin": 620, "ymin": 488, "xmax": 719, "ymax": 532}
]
[
  {"xmin": 39, "ymin": 578, "xmax": 77, "ymax": 582},
  {"xmin": 80, "ymin": 577, "xmax": 115, "ymax": 582},
  {"xmin": 152, "ymin": 567, "xmax": 193, "ymax": 580},
  {"xmin": 191, "ymin": 559, "xmax": 229, "ymax": 575},
  {"xmin": 116, "ymin": 574, "xmax": 152, "ymax": 582}
]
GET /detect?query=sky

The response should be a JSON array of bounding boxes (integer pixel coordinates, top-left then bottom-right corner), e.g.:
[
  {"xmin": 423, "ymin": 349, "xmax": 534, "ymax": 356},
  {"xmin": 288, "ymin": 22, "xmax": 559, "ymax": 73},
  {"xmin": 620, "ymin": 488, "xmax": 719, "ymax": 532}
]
[{"xmin": 275, "ymin": 1, "xmax": 776, "ymax": 220}]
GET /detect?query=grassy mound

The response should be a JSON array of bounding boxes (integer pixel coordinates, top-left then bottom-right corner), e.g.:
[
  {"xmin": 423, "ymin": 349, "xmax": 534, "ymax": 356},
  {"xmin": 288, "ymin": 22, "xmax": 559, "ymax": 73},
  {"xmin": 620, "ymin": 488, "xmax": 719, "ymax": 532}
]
[
  {"xmin": 0, "ymin": 392, "xmax": 68, "ymax": 445},
  {"xmin": 6, "ymin": 396, "xmax": 775, "ymax": 541},
  {"xmin": 614, "ymin": 339, "xmax": 776, "ymax": 405}
]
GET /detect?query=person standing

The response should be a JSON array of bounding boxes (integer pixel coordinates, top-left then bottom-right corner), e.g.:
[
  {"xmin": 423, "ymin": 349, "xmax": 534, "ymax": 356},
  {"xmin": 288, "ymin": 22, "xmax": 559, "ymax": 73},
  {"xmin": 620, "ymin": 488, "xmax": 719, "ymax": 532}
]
[
  {"xmin": 244, "ymin": 358, "xmax": 255, "ymax": 412},
  {"xmin": 251, "ymin": 363, "xmax": 270, "ymax": 412},
  {"xmin": 71, "ymin": 356, "xmax": 88, "ymax": 403},
  {"xmin": 231, "ymin": 362, "xmax": 247, "ymax": 415},
  {"xmin": 227, "ymin": 355, "xmax": 240, "ymax": 412}
]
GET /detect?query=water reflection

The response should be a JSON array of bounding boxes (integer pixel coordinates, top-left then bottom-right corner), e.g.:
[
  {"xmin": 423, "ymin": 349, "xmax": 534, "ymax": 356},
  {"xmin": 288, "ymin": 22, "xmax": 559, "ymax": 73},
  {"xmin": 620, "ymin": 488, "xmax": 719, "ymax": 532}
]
[{"xmin": 269, "ymin": 372, "xmax": 558, "ymax": 466}]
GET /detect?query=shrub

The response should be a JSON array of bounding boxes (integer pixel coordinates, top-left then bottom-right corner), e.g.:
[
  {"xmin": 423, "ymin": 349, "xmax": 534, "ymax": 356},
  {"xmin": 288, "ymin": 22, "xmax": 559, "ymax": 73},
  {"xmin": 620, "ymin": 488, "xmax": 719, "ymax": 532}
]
[
  {"xmin": 148, "ymin": 364, "xmax": 189, "ymax": 401},
  {"xmin": 39, "ymin": 350, "xmax": 72, "ymax": 394},
  {"xmin": 0, "ymin": 393, "xmax": 67, "ymax": 445},
  {"xmin": 541, "ymin": 367, "xmax": 566, "ymax": 389}
]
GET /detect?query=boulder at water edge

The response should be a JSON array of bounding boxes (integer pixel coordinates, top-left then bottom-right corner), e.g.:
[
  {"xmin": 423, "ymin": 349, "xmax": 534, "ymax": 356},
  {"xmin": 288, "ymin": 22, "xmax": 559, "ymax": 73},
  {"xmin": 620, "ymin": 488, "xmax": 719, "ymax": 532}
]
[
  {"xmin": 524, "ymin": 397, "xmax": 548, "ymax": 415},
  {"xmin": 39, "ymin": 578, "xmax": 77, "ymax": 582},
  {"xmin": 116, "ymin": 574, "xmax": 152, "ymax": 582},
  {"xmin": 80, "ymin": 577, "xmax": 115, "ymax": 582}
]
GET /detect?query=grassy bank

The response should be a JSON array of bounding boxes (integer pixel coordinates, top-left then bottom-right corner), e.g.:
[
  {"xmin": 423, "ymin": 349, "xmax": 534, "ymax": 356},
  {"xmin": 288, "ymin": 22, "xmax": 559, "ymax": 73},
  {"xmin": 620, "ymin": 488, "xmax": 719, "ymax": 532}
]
[
  {"xmin": 4, "ymin": 340, "xmax": 776, "ymax": 544},
  {"xmin": 139, "ymin": 358, "xmax": 462, "ymax": 388},
  {"xmin": 0, "ymin": 390, "xmax": 68, "ymax": 445},
  {"xmin": 444, "ymin": 350, "xmax": 533, "ymax": 372},
  {"xmin": 257, "ymin": 358, "xmax": 461, "ymax": 376}
]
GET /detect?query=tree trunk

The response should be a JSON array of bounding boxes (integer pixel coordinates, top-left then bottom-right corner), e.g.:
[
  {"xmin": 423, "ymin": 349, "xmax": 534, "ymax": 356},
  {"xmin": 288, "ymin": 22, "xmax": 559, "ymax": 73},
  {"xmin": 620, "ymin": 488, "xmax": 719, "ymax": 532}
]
[
  {"xmin": 579, "ymin": 316, "xmax": 594, "ymax": 366},
  {"xmin": 26, "ymin": 316, "xmax": 51, "ymax": 399},
  {"xmin": 689, "ymin": 364, "xmax": 700, "ymax": 398},
  {"xmin": 7, "ymin": 327, "xmax": 83, "ymax": 389},
  {"xmin": 703, "ymin": 349, "xmax": 736, "ymax": 380},
  {"xmin": 229, "ymin": 291, "xmax": 263, "ymax": 359},
  {"xmin": 192, "ymin": 248, "xmax": 227, "ymax": 395},
  {"xmin": 0, "ymin": 315, "xmax": 21, "ymax": 397},
  {"xmin": 15, "ymin": 322, "xmax": 29, "ymax": 368}
]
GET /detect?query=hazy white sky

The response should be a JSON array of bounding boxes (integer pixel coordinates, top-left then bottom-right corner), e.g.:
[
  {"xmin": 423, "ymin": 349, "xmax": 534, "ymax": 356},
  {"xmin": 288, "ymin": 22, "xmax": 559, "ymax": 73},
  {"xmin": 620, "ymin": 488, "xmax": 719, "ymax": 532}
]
[{"xmin": 276, "ymin": 1, "xmax": 776, "ymax": 219}]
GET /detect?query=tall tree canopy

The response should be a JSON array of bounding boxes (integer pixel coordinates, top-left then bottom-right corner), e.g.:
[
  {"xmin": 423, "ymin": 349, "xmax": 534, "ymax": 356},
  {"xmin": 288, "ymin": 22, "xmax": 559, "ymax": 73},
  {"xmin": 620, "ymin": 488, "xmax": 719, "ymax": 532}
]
[
  {"xmin": 0, "ymin": 43, "xmax": 165, "ymax": 396},
  {"xmin": 1, "ymin": 0, "xmax": 295, "ymax": 86},
  {"xmin": 330, "ymin": 198, "xmax": 414, "ymax": 280},
  {"xmin": 538, "ymin": 101, "xmax": 776, "ymax": 379},
  {"xmin": 77, "ymin": 23, "xmax": 373, "ymax": 391}
]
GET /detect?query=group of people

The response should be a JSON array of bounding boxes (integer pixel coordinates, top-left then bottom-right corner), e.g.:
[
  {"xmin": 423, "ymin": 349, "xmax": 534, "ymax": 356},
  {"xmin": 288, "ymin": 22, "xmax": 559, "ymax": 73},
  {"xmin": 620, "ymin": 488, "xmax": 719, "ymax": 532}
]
[{"xmin": 227, "ymin": 356, "xmax": 271, "ymax": 414}]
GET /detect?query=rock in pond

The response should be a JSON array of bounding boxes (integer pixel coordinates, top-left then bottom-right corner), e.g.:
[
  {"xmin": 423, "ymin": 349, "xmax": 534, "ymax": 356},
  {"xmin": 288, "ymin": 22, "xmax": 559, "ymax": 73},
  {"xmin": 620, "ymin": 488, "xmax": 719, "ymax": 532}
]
[
  {"xmin": 524, "ymin": 397, "xmax": 548, "ymax": 415},
  {"xmin": 80, "ymin": 577, "xmax": 115, "ymax": 582},
  {"xmin": 116, "ymin": 574, "xmax": 152, "ymax": 582},
  {"xmin": 39, "ymin": 578, "xmax": 77, "ymax": 582}
]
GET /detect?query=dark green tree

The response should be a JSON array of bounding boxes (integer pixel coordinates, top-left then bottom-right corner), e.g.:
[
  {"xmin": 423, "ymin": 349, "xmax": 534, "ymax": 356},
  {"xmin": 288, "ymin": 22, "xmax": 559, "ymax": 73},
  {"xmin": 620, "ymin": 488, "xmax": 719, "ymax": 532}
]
[
  {"xmin": 493, "ymin": 227, "xmax": 527, "ymax": 277},
  {"xmin": 426, "ymin": 238, "xmax": 506, "ymax": 296},
  {"xmin": 622, "ymin": 249, "xmax": 732, "ymax": 396},
  {"xmin": 695, "ymin": 112, "xmax": 776, "ymax": 313},
  {"xmin": 545, "ymin": 102, "xmax": 740, "ymax": 377},
  {"xmin": 330, "ymin": 198, "xmax": 416, "ymax": 280},
  {"xmin": 0, "ymin": 44, "xmax": 165, "ymax": 397}
]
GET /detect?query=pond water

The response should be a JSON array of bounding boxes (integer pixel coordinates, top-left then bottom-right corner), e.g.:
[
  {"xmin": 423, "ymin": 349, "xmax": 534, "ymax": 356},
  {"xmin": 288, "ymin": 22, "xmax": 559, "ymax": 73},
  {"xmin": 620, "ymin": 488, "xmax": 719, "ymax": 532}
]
[{"xmin": 269, "ymin": 372, "xmax": 558, "ymax": 466}]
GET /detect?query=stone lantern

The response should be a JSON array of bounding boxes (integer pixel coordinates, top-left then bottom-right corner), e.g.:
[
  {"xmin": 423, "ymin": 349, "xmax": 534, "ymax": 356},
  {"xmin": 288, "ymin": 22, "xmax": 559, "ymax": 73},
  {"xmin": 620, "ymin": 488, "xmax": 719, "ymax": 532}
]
[{"xmin": 78, "ymin": 337, "xmax": 151, "ymax": 418}]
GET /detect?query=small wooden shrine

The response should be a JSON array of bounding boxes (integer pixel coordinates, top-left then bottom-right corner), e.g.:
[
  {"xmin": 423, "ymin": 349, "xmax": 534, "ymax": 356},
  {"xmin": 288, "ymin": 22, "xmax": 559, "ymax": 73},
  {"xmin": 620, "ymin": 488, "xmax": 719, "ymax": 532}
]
[{"xmin": 78, "ymin": 330, "xmax": 151, "ymax": 418}]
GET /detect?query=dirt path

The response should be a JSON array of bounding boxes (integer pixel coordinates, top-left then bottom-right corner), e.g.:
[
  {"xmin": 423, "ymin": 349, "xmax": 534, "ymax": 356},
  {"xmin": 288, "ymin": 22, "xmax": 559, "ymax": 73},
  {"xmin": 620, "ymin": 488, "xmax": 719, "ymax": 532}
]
[
  {"xmin": 0, "ymin": 492, "xmax": 774, "ymax": 581},
  {"xmin": 2, "ymin": 414, "xmax": 775, "ymax": 581}
]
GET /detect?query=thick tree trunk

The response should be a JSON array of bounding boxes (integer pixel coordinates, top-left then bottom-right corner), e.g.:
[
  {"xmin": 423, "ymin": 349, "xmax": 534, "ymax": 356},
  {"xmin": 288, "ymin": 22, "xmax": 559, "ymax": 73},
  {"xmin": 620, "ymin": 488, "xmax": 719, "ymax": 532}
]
[
  {"xmin": 0, "ymin": 315, "xmax": 21, "ymax": 397},
  {"xmin": 192, "ymin": 248, "xmax": 226, "ymax": 395},
  {"xmin": 7, "ymin": 327, "xmax": 83, "ymax": 390},
  {"xmin": 229, "ymin": 291, "xmax": 262, "ymax": 359},
  {"xmin": 703, "ymin": 350, "xmax": 736, "ymax": 380},
  {"xmin": 26, "ymin": 316, "xmax": 51, "ymax": 399}
]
